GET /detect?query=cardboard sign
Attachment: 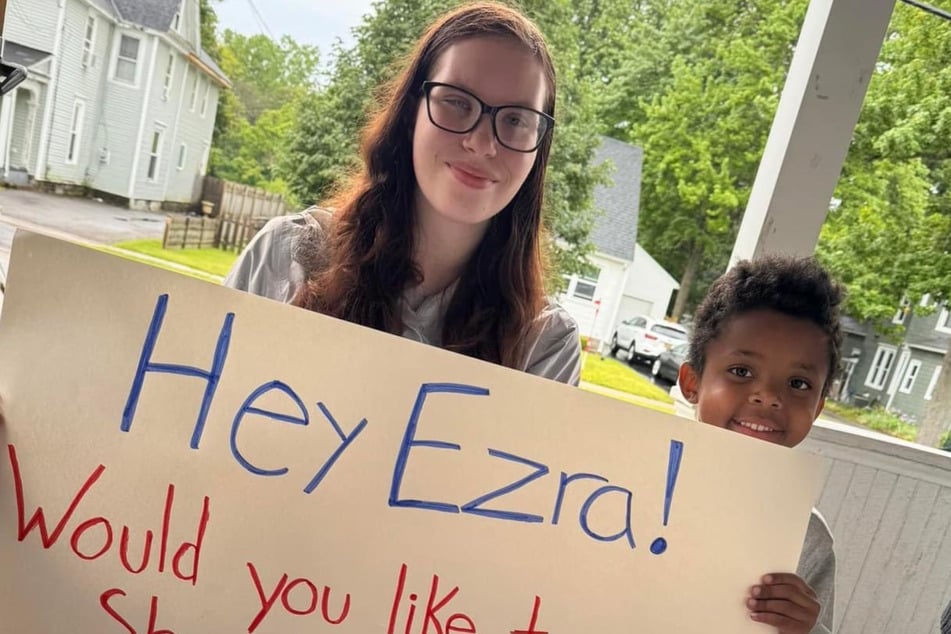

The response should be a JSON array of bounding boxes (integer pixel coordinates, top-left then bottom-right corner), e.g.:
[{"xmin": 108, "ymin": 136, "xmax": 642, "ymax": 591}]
[{"xmin": 0, "ymin": 231, "xmax": 822, "ymax": 633}]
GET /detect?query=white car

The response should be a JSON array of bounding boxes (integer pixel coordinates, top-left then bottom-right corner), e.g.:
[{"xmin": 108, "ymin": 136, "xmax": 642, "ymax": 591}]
[{"xmin": 610, "ymin": 315, "xmax": 689, "ymax": 364}]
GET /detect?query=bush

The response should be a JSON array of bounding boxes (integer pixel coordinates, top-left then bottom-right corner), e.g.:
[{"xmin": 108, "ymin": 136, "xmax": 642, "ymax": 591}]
[
  {"xmin": 824, "ymin": 401, "xmax": 918, "ymax": 442},
  {"xmin": 941, "ymin": 431, "xmax": 951, "ymax": 452},
  {"xmin": 857, "ymin": 408, "xmax": 918, "ymax": 442}
]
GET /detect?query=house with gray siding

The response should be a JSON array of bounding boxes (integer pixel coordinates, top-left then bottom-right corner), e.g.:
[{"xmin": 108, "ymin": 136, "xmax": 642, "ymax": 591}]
[
  {"xmin": 835, "ymin": 298, "xmax": 950, "ymax": 424},
  {"xmin": 558, "ymin": 136, "xmax": 680, "ymax": 343},
  {"xmin": 0, "ymin": 0, "xmax": 230, "ymax": 209}
]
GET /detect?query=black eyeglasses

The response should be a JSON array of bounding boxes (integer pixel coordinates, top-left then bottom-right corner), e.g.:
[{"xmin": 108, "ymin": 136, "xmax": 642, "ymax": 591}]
[{"xmin": 421, "ymin": 81, "xmax": 554, "ymax": 153}]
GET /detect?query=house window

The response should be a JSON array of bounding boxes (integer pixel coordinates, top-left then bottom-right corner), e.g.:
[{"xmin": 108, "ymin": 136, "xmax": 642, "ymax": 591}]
[
  {"xmin": 899, "ymin": 359, "xmax": 922, "ymax": 394},
  {"xmin": 114, "ymin": 34, "xmax": 140, "ymax": 84},
  {"xmin": 936, "ymin": 306, "xmax": 951, "ymax": 335},
  {"xmin": 892, "ymin": 297, "xmax": 910, "ymax": 325},
  {"xmin": 177, "ymin": 143, "xmax": 187, "ymax": 170},
  {"xmin": 172, "ymin": 8, "xmax": 182, "ymax": 32},
  {"xmin": 147, "ymin": 129, "xmax": 164, "ymax": 181},
  {"xmin": 82, "ymin": 16, "xmax": 97, "ymax": 68},
  {"xmin": 200, "ymin": 83, "xmax": 210, "ymax": 117},
  {"xmin": 925, "ymin": 366, "xmax": 942, "ymax": 400},
  {"xmin": 865, "ymin": 345, "xmax": 896, "ymax": 390},
  {"xmin": 66, "ymin": 100, "xmax": 86, "ymax": 164},
  {"xmin": 565, "ymin": 265, "xmax": 601, "ymax": 302},
  {"xmin": 162, "ymin": 53, "xmax": 175, "ymax": 100},
  {"xmin": 190, "ymin": 75, "xmax": 200, "ymax": 111}
]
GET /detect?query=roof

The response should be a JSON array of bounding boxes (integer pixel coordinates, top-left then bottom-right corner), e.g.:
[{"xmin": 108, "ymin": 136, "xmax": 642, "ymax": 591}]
[
  {"xmin": 589, "ymin": 136, "xmax": 642, "ymax": 262},
  {"xmin": 90, "ymin": 0, "xmax": 230, "ymax": 86},
  {"xmin": 841, "ymin": 315, "xmax": 870, "ymax": 336},
  {"xmin": 2, "ymin": 41, "xmax": 52, "ymax": 68},
  {"xmin": 111, "ymin": 0, "xmax": 180, "ymax": 32},
  {"xmin": 905, "ymin": 321, "xmax": 950, "ymax": 353},
  {"xmin": 197, "ymin": 49, "xmax": 230, "ymax": 87}
]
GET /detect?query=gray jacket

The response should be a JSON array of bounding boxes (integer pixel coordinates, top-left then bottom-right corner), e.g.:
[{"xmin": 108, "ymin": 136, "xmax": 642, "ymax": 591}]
[
  {"xmin": 799, "ymin": 508, "xmax": 836, "ymax": 634},
  {"xmin": 223, "ymin": 211, "xmax": 582, "ymax": 385}
]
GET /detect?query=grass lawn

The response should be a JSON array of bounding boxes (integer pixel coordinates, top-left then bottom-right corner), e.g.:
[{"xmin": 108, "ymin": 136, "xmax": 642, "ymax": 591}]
[
  {"xmin": 824, "ymin": 400, "xmax": 918, "ymax": 442},
  {"xmin": 112, "ymin": 239, "xmax": 238, "ymax": 278},
  {"xmin": 580, "ymin": 352, "xmax": 674, "ymax": 404}
]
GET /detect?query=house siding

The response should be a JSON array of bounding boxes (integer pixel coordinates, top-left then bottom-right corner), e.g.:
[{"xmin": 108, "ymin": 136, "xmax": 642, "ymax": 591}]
[
  {"xmin": 889, "ymin": 349, "xmax": 944, "ymax": 421},
  {"xmin": 162, "ymin": 69, "xmax": 218, "ymax": 203},
  {"xmin": 621, "ymin": 244, "xmax": 677, "ymax": 323},
  {"xmin": 560, "ymin": 254, "xmax": 628, "ymax": 341},
  {"xmin": 130, "ymin": 37, "xmax": 184, "ymax": 203},
  {"xmin": 87, "ymin": 28, "xmax": 154, "ymax": 198},
  {"xmin": 5, "ymin": 0, "xmax": 59, "ymax": 55},
  {"xmin": 839, "ymin": 305, "xmax": 950, "ymax": 423},
  {"xmin": 42, "ymin": 0, "xmax": 112, "ymax": 184},
  {"xmin": 5, "ymin": 0, "xmax": 226, "ymax": 205}
]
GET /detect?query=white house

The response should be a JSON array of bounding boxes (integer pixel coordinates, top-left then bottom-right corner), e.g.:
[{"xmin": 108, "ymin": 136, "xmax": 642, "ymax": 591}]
[
  {"xmin": 559, "ymin": 136, "xmax": 679, "ymax": 343},
  {"xmin": 0, "ymin": 0, "xmax": 230, "ymax": 209}
]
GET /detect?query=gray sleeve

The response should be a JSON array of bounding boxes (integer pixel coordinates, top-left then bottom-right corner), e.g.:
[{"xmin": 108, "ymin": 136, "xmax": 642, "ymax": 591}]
[
  {"xmin": 520, "ymin": 304, "xmax": 582, "ymax": 386},
  {"xmin": 797, "ymin": 508, "xmax": 836, "ymax": 634},
  {"xmin": 222, "ymin": 213, "xmax": 314, "ymax": 303}
]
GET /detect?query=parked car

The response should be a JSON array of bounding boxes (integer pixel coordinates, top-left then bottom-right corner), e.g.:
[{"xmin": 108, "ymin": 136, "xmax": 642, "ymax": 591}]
[
  {"xmin": 651, "ymin": 342, "xmax": 688, "ymax": 384},
  {"xmin": 610, "ymin": 315, "xmax": 689, "ymax": 364}
]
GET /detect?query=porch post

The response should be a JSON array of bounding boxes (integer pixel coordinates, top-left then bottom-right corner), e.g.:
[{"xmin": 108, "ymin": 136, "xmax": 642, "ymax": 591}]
[{"xmin": 729, "ymin": 0, "xmax": 897, "ymax": 265}]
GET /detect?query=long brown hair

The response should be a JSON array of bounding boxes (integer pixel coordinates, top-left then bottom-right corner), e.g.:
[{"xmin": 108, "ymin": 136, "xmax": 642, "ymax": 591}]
[{"xmin": 293, "ymin": 2, "xmax": 557, "ymax": 368}]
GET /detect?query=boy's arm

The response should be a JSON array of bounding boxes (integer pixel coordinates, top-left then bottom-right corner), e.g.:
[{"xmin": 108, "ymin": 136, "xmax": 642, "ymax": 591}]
[{"xmin": 796, "ymin": 510, "xmax": 836, "ymax": 633}]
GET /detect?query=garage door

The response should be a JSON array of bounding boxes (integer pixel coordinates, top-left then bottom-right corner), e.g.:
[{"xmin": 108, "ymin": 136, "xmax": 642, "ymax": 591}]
[{"xmin": 618, "ymin": 296, "xmax": 653, "ymax": 323}]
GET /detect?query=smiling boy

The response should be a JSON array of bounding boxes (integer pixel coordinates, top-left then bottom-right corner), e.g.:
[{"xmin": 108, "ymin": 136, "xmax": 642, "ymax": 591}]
[{"xmin": 678, "ymin": 254, "xmax": 843, "ymax": 634}]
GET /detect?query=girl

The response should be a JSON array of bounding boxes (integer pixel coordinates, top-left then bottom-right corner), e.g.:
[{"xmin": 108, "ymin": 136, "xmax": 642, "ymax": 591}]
[{"xmin": 225, "ymin": 2, "xmax": 581, "ymax": 384}]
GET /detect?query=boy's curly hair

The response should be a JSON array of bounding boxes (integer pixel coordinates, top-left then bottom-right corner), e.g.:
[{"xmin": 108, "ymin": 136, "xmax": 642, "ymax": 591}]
[{"xmin": 687, "ymin": 254, "xmax": 845, "ymax": 395}]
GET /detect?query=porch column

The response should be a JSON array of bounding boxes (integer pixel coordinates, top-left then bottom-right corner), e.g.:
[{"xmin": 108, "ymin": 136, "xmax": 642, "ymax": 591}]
[{"xmin": 729, "ymin": 0, "xmax": 897, "ymax": 265}]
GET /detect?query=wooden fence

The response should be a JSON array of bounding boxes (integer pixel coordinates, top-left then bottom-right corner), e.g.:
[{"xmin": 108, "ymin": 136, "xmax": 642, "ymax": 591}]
[
  {"xmin": 161, "ymin": 215, "xmax": 218, "ymax": 249},
  {"xmin": 162, "ymin": 178, "xmax": 287, "ymax": 251}
]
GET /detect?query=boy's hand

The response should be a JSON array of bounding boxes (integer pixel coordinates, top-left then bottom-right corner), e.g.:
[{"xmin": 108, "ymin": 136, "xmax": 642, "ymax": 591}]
[{"xmin": 748, "ymin": 573, "xmax": 819, "ymax": 633}]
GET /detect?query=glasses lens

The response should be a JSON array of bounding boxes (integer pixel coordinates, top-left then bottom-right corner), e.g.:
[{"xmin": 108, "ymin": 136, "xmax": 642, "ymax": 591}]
[
  {"xmin": 496, "ymin": 107, "xmax": 547, "ymax": 151},
  {"xmin": 427, "ymin": 85, "xmax": 480, "ymax": 133}
]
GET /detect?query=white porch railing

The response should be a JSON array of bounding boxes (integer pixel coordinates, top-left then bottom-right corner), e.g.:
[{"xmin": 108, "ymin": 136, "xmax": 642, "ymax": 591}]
[
  {"xmin": 803, "ymin": 421, "xmax": 951, "ymax": 633},
  {"xmin": 671, "ymin": 387, "xmax": 951, "ymax": 632}
]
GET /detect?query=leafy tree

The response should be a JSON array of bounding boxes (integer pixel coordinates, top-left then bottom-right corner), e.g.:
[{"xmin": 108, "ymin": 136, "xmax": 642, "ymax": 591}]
[
  {"xmin": 207, "ymin": 30, "xmax": 320, "ymax": 206},
  {"xmin": 816, "ymin": 2, "xmax": 951, "ymax": 445},
  {"xmin": 626, "ymin": 0, "xmax": 808, "ymax": 318}
]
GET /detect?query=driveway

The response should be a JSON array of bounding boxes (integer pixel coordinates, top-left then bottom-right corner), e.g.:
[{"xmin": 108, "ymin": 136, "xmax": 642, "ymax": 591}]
[{"xmin": 0, "ymin": 188, "xmax": 168, "ymax": 313}]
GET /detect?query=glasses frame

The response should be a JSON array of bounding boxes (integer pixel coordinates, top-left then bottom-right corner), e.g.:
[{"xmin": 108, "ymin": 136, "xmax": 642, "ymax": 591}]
[{"xmin": 421, "ymin": 81, "xmax": 554, "ymax": 153}]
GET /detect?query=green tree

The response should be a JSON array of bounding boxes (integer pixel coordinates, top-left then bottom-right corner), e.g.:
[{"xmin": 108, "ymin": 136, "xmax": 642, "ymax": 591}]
[
  {"xmin": 627, "ymin": 0, "xmax": 808, "ymax": 318},
  {"xmin": 208, "ymin": 31, "xmax": 320, "ymax": 205},
  {"xmin": 816, "ymin": 2, "xmax": 951, "ymax": 445},
  {"xmin": 199, "ymin": 0, "xmax": 221, "ymax": 61},
  {"xmin": 286, "ymin": 0, "xmax": 607, "ymax": 279},
  {"xmin": 219, "ymin": 32, "xmax": 320, "ymax": 122}
]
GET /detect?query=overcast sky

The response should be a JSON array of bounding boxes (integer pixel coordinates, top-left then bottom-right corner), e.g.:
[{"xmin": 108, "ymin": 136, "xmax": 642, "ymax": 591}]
[{"xmin": 214, "ymin": 0, "xmax": 377, "ymax": 54}]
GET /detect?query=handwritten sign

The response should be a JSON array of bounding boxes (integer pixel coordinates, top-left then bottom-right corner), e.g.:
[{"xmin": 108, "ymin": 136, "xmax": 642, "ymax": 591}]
[{"xmin": 0, "ymin": 231, "xmax": 822, "ymax": 632}]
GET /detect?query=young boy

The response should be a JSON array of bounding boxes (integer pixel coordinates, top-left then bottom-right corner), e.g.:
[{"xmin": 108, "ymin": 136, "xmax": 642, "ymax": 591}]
[{"xmin": 678, "ymin": 254, "xmax": 842, "ymax": 634}]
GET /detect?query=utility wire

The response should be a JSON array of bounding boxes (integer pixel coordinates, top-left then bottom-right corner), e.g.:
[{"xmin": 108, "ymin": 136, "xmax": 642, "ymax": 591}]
[
  {"xmin": 898, "ymin": 0, "xmax": 951, "ymax": 22},
  {"xmin": 244, "ymin": 0, "xmax": 276, "ymax": 40}
]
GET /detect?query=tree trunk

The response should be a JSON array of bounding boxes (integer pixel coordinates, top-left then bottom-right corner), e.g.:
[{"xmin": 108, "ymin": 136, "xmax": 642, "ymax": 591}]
[
  {"xmin": 671, "ymin": 242, "xmax": 703, "ymax": 321},
  {"xmin": 917, "ymin": 349, "xmax": 951, "ymax": 447}
]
